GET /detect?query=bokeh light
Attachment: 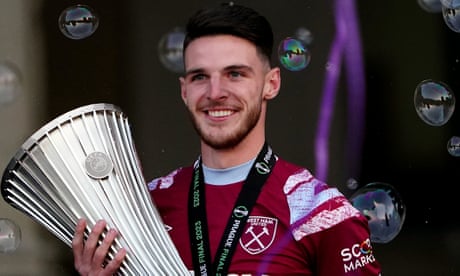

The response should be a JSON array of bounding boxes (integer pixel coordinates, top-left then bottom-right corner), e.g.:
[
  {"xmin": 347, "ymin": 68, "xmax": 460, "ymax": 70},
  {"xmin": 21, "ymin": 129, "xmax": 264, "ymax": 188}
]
[
  {"xmin": 414, "ymin": 79, "xmax": 455, "ymax": 126},
  {"xmin": 278, "ymin": 37, "xmax": 311, "ymax": 72},
  {"xmin": 418, "ymin": 0, "xmax": 443, "ymax": 13},
  {"xmin": 346, "ymin": 177, "xmax": 359, "ymax": 190},
  {"xmin": 443, "ymin": 5, "xmax": 460, "ymax": 32},
  {"xmin": 58, "ymin": 5, "xmax": 99, "ymax": 40},
  {"xmin": 158, "ymin": 27, "xmax": 185, "ymax": 73},
  {"xmin": 0, "ymin": 218, "xmax": 21, "ymax": 253},
  {"xmin": 349, "ymin": 182, "xmax": 406, "ymax": 244},
  {"xmin": 0, "ymin": 61, "xmax": 21, "ymax": 106},
  {"xmin": 294, "ymin": 27, "xmax": 314, "ymax": 46},
  {"xmin": 441, "ymin": 0, "xmax": 460, "ymax": 9},
  {"xmin": 447, "ymin": 135, "xmax": 460, "ymax": 157}
]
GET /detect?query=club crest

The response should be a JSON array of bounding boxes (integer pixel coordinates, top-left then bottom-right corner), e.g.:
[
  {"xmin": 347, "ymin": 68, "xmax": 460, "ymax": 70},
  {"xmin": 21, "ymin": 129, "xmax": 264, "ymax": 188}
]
[{"xmin": 240, "ymin": 216, "xmax": 277, "ymax": 255}]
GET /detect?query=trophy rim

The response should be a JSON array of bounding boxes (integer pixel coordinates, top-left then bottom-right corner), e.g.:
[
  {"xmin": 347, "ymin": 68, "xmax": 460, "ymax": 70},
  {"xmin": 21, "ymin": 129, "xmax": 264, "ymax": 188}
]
[{"xmin": 1, "ymin": 102, "xmax": 123, "ymax": 198}]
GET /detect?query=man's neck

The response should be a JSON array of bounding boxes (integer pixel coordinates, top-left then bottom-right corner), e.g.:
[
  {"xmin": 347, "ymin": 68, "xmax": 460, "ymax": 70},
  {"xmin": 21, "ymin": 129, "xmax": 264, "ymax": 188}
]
[
  {"xmin": 202, "ymin": 158, "xmax": 255, "ymax": 185},
  {"xmin": 200, "ymin": 139, "xmax": 265, "ymax": 169}
]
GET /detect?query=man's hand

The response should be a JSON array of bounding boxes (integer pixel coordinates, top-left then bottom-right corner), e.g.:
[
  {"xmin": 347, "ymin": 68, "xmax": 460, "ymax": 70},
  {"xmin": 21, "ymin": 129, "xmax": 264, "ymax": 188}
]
[{"xmin": 72, "ymin": 219, "xmax": 126, "ymax": 276}]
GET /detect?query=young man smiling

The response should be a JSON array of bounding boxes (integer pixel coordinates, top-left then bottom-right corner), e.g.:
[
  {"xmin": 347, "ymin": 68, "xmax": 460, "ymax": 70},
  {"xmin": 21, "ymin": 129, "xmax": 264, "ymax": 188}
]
[{"xmin": 72, "ymin": 3, "xmax": 382, "ymax": 275}]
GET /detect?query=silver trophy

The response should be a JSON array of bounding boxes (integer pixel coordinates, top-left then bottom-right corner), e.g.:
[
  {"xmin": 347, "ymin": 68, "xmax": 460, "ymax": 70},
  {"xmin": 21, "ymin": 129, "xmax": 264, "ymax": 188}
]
[{"xmin": 1, "ymin": 103, "xmax": 189, "ymax": 275}]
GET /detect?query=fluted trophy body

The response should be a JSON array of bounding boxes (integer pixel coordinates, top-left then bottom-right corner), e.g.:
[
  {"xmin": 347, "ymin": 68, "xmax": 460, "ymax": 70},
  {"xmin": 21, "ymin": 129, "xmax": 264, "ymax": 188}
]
[{"xmin": 1, "ymin": 103, "xmax": 189, "ymax": 275}]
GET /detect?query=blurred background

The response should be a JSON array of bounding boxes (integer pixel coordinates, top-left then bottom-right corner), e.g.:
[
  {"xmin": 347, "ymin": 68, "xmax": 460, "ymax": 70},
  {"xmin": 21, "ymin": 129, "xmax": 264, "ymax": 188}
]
[{"xmin": 1, "ymin": 0, "xmax": 460, "ymax": 275}]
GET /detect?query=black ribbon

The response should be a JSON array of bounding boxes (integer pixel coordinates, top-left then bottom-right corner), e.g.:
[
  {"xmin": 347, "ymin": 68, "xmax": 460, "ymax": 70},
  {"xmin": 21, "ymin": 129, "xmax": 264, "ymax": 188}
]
[{"xmin": 188, "ymin": 143, "xmax": 276, "ymax": 276}]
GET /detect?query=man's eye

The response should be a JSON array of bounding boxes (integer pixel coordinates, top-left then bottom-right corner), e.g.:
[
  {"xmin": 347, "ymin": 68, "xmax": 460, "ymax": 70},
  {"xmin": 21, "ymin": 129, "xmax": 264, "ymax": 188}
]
[
  {"xmin": 229, "ymin": 71, "xmax": 242, "ymax": 78},
  {"xmin": 191, "ymin": 74, "xmax": 206, "ymax": 81}
]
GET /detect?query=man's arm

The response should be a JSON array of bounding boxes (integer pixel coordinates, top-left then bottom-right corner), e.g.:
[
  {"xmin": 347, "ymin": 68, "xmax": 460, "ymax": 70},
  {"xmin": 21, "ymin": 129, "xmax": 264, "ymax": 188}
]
[{"xmin": 314, "ymin": 216, "xmax": 382, "ymax": 276}]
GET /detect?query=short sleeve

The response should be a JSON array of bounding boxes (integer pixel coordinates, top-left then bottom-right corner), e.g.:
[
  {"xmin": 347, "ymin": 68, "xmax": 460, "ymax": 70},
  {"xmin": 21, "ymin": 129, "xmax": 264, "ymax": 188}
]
[{"xmin": 312, "ymin": 215, "xmax": 382, "ymax": 276}]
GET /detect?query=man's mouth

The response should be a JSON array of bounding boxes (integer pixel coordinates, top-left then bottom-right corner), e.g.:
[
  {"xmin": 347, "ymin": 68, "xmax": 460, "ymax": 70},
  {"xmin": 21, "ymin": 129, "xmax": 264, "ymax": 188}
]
[{"xmin": 207, "ymin": 110, "xmax": 234, "ymax": 118}]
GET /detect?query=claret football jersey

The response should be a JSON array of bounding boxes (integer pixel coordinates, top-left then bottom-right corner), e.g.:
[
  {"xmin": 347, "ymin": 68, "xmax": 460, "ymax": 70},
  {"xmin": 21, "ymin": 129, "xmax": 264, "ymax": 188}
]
[{"xmin": 149, "ymin": 157, "xmax": 381, "ymax": 275}]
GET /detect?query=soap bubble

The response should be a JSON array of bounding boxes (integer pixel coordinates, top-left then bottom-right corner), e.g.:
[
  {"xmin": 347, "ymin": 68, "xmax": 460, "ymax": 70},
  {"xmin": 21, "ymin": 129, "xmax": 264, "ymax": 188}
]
[
  {"xmin": 443, "ymin": 5, "xmax": 460, "ymax": 32},
  {"xmin": 441, "ymin": 0, "xmax": 460, "ymax": 9},
  {"xmin": 158, "ymin": 27, "xmax": 185, "ymax": 73},
  {"xmin": 447, "ymin": 135, "xmax": 460, "ymax": 157},
  {"xmin": 0, "ymin": 62, "xmax": 21, "ymax": 106},
  {"xmin": 294, "ymin": 27, "xmax": 314, "ymax": 46},
  {"xmin": 349, "ymin": 182, "xmax": 406, "ymax": 244},
  {"xmin": 346, "ymin": 178, "xmax": 359, "ymax": 190},
  {"xmin": 58, "ymin": 5, "xmax": 99, "ymax": 40},
  {"xmin": 0, "ymin": 218, "xmax": 21, "ymax": 253},
  {"xmin": 278, "ymin": 37, "xmax": 311, "ymax": 71},
  {"xmin": 414, "ymin": 79, "xmax": 455, "ymax": 126},
  {"xmin": 418, "ymin": 0, "xmax": 443, "ymax": 13}
]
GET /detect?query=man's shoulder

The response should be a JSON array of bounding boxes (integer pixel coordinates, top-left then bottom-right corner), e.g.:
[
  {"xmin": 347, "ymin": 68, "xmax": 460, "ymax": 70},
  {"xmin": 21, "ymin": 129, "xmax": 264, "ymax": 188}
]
[
  {"xmin": 272, "ymin": 157, "xmax": 309, "ymax": 179},
  {"xmin": 273, "ymin": 156, "xmax": 304, "ymax": 170},
  {"xmin": 273, "ymin": 157, "xmax": 363, "ymax": 236},
  {"xmin": 272, "ymin": 157, "xmax": 319, "ymax": 190},
  {"xmin": 273, "ymin": 157, "xmax": 336, "ymax": 195}
]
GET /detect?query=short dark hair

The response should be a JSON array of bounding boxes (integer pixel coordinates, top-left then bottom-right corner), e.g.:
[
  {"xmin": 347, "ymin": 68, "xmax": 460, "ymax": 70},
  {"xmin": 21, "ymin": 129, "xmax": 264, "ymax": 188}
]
[{"xmin": 183, "ymin": 2, "xmax": 274, "ymax": 65}]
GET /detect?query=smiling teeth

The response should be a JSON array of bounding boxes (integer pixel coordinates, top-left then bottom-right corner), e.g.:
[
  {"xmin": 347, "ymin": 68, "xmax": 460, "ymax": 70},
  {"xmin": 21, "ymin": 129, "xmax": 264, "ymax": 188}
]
[{"xmin": 209, "ymin": 110, "xmax": 232, "ymax": 117}]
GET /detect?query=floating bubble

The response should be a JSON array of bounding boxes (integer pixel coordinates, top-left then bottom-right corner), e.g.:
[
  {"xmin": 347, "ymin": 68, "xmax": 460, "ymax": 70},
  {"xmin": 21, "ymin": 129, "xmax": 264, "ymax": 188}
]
[
  {"xmin": 0, "ymin": 218, "xmax": 21, "ymax": 253},
  {"xmin": 278, "ymin": 37, "xmax": 311, "ymax": 72},
  {"xmin": 349, "ymin": 182, "xmax": 406, "ymax": 244},
  {"xmin": 158, "ymin": 27, "xmax": 185, "ymax": 73},
  {"xmin": 346, "ymin": 177, "xmax": 359, "ymax": 190},
  {"xmin": 442, "ymin": 6, "xmax": 460, "ymax": 32},
  {"xmin": 0, "ymin": 61, "xmax": 21, "ymax": 106},
  {"xmin": 418, "ymin": 0, "xmax": 443, "ymax": 13},
  {"xmin": 441, "ymin": 0, "xmax": 460, "ymax": 8},
  {"xmin": 294, "ymin": 27, "xmax": 314, "ymax": 46},
  {"xmin": 414, "ymin": 79, "xmax": 455, "ymax": 126},
  {"xmin": 447, "ymin": 136, "xmax": 460, "ymax": 156},
  {"xmin": 58, "ymin": 5, "xmax": 99, "ymax": 40}
]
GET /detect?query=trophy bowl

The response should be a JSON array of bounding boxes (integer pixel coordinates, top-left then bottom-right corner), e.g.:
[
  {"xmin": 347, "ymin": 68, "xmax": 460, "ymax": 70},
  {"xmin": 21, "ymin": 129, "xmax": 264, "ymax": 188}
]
[{"xmin": 1, "ymin": 103, "xmax": 188, "ymax": 275}]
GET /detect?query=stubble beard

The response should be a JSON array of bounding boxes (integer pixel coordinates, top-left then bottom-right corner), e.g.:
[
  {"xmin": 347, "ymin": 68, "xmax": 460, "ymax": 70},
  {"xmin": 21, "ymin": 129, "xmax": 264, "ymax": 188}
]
[{"xmin": 188, "ymin": 102, "xmax": 262, "ymax": 150}]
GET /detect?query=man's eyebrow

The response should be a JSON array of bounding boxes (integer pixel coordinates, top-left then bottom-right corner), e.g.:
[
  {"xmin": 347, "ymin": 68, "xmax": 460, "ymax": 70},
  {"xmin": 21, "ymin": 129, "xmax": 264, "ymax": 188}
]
[
  {"xmin": 225, "ymin": 64, "xmax": 253, "ymax": 71},
  {"xmin": 184, "ymin": 68, "xmax": 205, "ymax": 77},
  {"xmin": 184, "ymin": 64, "xmax": 254, "ymax": 77}
]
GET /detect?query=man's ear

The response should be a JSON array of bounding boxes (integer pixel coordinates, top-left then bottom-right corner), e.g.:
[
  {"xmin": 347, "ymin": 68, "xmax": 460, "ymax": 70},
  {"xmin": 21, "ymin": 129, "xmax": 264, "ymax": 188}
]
[
  {"xmin": 263, "ymin": 67, "xmax": 281, "ymax": 100},
  {"xmin": 179, "ymin": 76, "xmax": 188, "ymax": 105}
]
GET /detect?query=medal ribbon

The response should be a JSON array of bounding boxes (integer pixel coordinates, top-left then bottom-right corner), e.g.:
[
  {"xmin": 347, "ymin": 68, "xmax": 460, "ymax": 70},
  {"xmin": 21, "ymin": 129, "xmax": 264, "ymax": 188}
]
[{"xmin": 188, "ymin": 143, "xmax": 276, "ymax": 275}]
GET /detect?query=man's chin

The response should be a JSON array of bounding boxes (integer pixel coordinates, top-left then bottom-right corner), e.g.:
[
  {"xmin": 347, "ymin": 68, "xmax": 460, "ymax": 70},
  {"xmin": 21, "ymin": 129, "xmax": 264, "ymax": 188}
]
[{"xmin": 202, "ymin": 135, "xmax": 241, "ymax": 150}]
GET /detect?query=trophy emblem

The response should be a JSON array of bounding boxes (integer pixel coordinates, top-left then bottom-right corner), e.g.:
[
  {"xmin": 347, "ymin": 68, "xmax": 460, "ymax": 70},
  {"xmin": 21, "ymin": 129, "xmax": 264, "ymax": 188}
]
[{"xmin": 84, "ymin": 151, "xmax": 114, "ymax": 179}]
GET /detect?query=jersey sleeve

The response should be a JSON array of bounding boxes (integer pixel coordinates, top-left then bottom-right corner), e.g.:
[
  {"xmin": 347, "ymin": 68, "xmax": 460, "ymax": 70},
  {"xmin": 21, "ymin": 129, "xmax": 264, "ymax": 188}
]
[
  {"xmin": 284, "ymin": 168, "xmax": 381, "ymax": 275},
  {"xmin": 312, "ymin": 215, "xmax": 381, "ymax": 275}
]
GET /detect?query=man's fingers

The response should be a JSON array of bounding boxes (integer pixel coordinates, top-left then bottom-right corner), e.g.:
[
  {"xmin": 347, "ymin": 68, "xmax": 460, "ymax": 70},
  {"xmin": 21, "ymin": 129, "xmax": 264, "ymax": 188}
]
[
  {"xmin": 72, "ymin": 219, "xmax": 125, "ymax": 275},
  {"xmin": 91, "ymin": 228, "xmax": 118, "ymax": 269},
  {"xmin": 104, "ymin": 247, "xmax": 127, "ymax": 274},
  {"xmin": 81, "ymin": 220, "xmax": 107, "ymax": 265},
  {"xmin": 72, "ymin": 218, "xmax": 87, "ymax": 267}
]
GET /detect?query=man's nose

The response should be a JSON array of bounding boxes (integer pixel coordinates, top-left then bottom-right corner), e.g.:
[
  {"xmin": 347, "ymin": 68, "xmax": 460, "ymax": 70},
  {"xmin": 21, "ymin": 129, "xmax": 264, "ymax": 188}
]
[{"xmin": 207, "ymin": 76, "xmax": 227, "ymax": 100}]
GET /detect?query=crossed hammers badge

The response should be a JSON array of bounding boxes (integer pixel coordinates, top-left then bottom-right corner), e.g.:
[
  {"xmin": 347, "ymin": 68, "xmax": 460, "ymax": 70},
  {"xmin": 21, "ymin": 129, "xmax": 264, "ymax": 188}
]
[{"xmin": 239, "ymin": 216, "xmax": 278, "ymax": 255}]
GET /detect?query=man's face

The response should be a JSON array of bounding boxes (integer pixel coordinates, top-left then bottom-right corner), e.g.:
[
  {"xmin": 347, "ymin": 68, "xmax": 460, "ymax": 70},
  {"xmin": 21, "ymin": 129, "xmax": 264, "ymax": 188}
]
[{"xmin": 180, "ymin": 35, "xmax": 278, "ymax": 149}]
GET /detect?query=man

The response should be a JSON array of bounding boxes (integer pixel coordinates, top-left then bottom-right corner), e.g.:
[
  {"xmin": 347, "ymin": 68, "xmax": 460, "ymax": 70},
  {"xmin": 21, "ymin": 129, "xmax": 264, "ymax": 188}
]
[{"xmin": 72, "ymin": 3, "xmax": 382, "ymax": 275}]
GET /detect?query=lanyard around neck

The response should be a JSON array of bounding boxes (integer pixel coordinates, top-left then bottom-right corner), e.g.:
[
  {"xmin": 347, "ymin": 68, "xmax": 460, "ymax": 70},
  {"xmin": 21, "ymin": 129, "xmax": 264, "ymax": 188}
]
[{"xmin": 188, "ymin": 143, "xmax": 276, "ymax": 276}]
